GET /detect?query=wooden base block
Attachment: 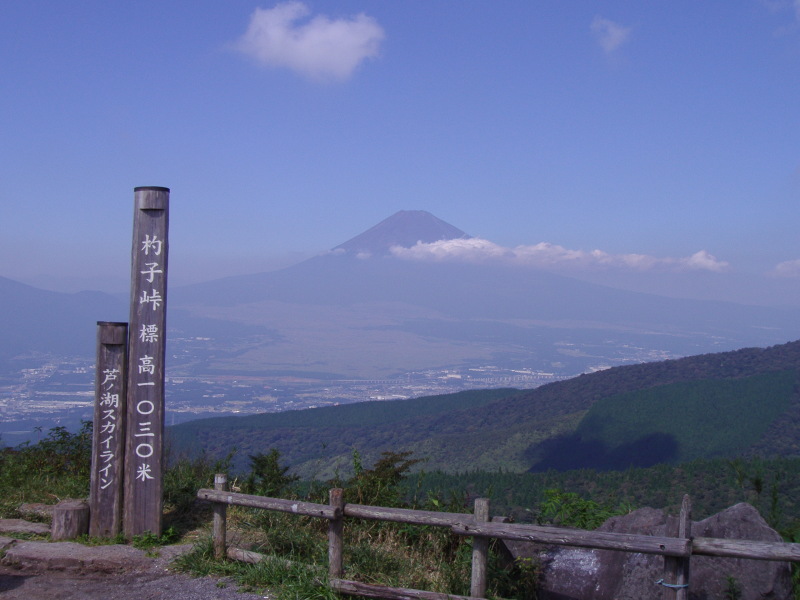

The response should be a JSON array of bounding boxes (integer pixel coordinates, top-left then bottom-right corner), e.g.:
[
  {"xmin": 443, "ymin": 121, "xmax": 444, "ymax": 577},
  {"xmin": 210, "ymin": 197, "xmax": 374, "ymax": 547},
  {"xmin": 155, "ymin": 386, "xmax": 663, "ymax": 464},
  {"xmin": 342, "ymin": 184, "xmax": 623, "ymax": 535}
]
[{"xmin": 51, "ymin": 500, "xmax": 90, "ymax": 541}]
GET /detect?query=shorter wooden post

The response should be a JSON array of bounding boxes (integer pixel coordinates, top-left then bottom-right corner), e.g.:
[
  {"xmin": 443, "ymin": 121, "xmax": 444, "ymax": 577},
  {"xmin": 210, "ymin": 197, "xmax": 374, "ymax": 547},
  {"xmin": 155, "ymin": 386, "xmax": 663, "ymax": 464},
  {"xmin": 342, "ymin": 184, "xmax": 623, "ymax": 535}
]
[
  {"xmin": 52, "ymin": 500, "xmax": 90, "ymax": 541},
  {"xmin": 213, "ymin": 473, "xmax": 227, "ymax": 560},
  {"xmin": 328, "ymin": 488, "xmax": 344, "ymax": 580},
  {"xmin": 662, "ymin": 494, "xmax": 692, "ymax": 600},
  {"xmin": 89, "ymin": 321, "xmax": 128, "ymax": 538},
  {"xmin": 471, "ymin": 498, "xmax": 490, "ymax": 598}
]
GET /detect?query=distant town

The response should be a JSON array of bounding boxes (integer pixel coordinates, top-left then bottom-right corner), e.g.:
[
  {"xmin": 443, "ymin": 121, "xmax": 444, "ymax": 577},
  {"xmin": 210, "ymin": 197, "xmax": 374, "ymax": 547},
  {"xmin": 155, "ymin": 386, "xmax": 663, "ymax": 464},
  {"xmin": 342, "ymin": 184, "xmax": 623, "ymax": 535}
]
[{"xmin": 0, "ymin": 332, "xmax": 677, "ymax": 447}]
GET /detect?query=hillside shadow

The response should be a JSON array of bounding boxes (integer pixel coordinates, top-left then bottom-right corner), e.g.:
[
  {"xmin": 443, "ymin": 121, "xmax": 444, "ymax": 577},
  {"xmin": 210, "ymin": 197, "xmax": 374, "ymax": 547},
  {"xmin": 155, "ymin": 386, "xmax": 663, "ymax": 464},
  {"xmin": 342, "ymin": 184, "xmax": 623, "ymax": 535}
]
[{"xmin": 527, "ymin": 432, "xmax": 679, "ymax": 472}]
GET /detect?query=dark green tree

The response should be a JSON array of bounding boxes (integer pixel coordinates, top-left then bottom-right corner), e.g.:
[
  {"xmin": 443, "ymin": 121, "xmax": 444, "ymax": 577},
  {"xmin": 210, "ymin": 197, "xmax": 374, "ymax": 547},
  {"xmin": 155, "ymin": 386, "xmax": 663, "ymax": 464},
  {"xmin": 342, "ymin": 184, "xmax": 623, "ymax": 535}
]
[
  {"xmin": 346, "ymin": 450, "xmax": 423, "ymax": 506},
  {"xmin": 245, "ymin": 448, "xmax": 299, "ymax": 497}
]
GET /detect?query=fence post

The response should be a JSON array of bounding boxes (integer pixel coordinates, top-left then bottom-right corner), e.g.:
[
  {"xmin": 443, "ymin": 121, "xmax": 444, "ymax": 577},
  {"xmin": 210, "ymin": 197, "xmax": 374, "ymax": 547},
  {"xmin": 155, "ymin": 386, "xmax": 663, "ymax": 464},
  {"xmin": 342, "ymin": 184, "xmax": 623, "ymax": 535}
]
[
  {"xmin": 471, "ymin": 497, "xmax": 490, "ymax": 598},
  {"xmin": 329, "ymin": 488, "xmax": 344, "ymax": 580},
  {"xmin": 663, "ymin": 494, "xmax": 692, "ymax": 599},
  {"xmin": 213, "ymin": 473, "xmax": 228, "ymax": 560}
]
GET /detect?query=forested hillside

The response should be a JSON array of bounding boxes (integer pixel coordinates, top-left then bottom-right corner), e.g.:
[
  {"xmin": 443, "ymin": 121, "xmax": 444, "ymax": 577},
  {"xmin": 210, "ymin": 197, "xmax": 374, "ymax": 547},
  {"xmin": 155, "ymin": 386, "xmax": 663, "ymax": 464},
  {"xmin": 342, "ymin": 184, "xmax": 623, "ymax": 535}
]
[
  {"xmin": 168, "ymin": 340, "xmax": 800, "ymax": 476},
  {"xmin": 405, "ymin": 456, "xmax": 800, "ymax": 527}
]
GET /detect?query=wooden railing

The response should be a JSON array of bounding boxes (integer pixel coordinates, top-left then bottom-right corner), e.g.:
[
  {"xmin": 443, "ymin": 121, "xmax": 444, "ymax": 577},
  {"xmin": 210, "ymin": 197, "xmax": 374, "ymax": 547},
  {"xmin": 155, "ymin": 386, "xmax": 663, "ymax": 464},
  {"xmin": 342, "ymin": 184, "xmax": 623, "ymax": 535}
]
[{"xmin": 198, "ymin": 475, "xmax": 800, "ymax": 600}]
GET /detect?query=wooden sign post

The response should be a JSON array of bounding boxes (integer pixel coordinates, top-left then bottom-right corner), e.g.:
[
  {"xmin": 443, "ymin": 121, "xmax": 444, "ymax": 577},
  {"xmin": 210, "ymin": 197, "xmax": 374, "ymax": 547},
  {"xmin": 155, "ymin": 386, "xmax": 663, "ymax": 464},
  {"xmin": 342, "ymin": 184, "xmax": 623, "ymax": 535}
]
[
  {"xmin": 124, "ymin": 186, "xmax": 169, "ymax": 537},
  {"xmin": 89, "ymin": 321, "xmax": 128, "ymax": 537}
]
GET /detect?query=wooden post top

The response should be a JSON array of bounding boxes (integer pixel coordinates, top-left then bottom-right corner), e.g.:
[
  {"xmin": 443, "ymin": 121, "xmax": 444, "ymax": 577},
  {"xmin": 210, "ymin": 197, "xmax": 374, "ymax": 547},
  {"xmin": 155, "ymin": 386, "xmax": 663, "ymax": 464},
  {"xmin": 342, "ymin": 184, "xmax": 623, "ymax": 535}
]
[
  {"xmin": 134, "ymin": 187, "xmax": 170, "ymax": 210},
  {"xmin": 97, "ymin": 322, "xmax": 128, "ymax": 345},
  {"xmin": 133, "ymin": 186, "xmax": 170, "ymax": 192}
]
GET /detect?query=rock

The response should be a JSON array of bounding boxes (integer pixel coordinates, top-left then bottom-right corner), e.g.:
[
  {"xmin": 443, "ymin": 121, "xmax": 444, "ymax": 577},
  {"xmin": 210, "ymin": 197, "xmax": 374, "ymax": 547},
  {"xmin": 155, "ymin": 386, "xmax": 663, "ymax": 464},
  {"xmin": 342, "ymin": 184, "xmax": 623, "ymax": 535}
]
[
  {"xmin": 0, "ymin": 536, "xmax": 17, "ymax": 551},
  {"xmin": 0, "ymin": 519, "xmax": 51, "ymax": 535},
  {"xmin": 17, "ymin": 503, "xmax": 55, "ymax": 521},
  {"xmin": 688, "ymin": 503, "xmax": 791, "ymax": 600},
  {"xmin": 2, "ymin": 541, "xmax": 151, "ymax": 573},
  {"xmin": 504, "ymin": 503, "xmax": 792, "ymax": 600}
]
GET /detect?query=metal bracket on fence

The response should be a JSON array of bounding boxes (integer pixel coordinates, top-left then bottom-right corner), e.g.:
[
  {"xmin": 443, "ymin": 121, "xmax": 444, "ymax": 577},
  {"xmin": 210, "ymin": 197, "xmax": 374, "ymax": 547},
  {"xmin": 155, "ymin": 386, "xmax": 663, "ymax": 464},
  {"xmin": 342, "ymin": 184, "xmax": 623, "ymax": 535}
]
[{"xmin": 655, "ymin": 578, "xmax": 689, "ymax": 589}]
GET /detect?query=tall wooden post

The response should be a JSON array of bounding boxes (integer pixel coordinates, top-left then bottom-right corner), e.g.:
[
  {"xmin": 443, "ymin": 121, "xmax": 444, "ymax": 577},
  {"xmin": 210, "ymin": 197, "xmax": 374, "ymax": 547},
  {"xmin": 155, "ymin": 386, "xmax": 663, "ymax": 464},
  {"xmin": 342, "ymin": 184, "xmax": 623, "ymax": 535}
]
[
  {"xmin": 471, "ymin": 497, "xmax": 490, "ymax": 598},
  {"xmin": 124, "ymin": 186, "xmax": 169, "ymax": 537},
  {"xmin": 89, "ymin": 321, "xmax": 127, "ymax": 537}
]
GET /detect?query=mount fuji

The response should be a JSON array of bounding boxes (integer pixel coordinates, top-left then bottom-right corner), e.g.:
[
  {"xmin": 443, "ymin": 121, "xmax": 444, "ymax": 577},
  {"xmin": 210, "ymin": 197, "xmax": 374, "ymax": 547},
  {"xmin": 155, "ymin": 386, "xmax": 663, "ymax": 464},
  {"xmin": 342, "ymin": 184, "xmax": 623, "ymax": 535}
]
[{"xmin": 167, "ymin": 211, "xmax": 800, "ymax": 379}]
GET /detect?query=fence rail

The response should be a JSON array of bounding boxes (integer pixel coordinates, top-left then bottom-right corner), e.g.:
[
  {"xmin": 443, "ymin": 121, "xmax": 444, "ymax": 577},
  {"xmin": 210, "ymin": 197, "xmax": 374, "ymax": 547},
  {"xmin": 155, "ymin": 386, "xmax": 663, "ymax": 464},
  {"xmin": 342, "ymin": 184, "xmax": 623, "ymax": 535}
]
[{"xmin": 198, "ymin": 476, "xmax": 800, "ymax": 600}]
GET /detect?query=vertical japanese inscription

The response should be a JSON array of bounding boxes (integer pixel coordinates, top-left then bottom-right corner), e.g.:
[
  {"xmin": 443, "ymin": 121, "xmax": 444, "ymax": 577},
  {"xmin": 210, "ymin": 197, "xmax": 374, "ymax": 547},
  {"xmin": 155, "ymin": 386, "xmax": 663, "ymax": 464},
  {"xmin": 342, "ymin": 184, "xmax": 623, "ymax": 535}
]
[
  {"xmin": 89, "ymin": 321, "xmax": 127, "ymax": 537},
  {"xmin": 124, "ymin": 186, "xmax": 169, "ymax": 538}
]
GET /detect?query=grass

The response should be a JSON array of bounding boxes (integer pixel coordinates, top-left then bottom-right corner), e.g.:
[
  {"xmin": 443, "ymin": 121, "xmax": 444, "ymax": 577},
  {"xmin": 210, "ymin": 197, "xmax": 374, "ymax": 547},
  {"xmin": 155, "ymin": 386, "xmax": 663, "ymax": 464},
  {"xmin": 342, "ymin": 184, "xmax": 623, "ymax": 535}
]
[
  {"xmin": 0, "ymin": 429, "xmax": 538, "ymax": 598},
  {"xmin": 169, "ymin": 450, "xmax": 541, "ymax": 599},
  {"xmin": 0, "ymin": 422, "xmax": 93, "ymax": 518},
  {"xmin": 174, "ymin": 504, "xmax": 538, "ymax": 600},
  {"xmin": 166, "ymin": 449, "xmax": 540, "ymax": 599},
  {"xmin": 10, "ymin": 425, "xmax": 800, "ymax": 599},
  {"xmin": 177, "ymin": 535, "xmax": 338, "ymax": 599}
]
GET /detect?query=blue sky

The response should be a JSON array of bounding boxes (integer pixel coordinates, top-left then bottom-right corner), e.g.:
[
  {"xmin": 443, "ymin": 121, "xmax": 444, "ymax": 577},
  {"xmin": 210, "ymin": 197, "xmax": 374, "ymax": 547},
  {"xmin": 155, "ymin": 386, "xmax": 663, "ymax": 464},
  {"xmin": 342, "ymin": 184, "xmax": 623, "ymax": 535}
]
[{"xmin": 2, "ymin": 1, "xmax": 799, "ymax": 307}]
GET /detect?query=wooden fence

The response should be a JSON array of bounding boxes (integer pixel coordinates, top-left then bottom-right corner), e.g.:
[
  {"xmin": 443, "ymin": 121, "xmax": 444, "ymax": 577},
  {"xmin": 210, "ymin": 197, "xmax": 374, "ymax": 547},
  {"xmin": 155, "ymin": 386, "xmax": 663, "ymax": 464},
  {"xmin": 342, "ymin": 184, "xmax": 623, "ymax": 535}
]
[{"xmin": 198, "ymin": 476, "xmax": 800, "ymax": 600}]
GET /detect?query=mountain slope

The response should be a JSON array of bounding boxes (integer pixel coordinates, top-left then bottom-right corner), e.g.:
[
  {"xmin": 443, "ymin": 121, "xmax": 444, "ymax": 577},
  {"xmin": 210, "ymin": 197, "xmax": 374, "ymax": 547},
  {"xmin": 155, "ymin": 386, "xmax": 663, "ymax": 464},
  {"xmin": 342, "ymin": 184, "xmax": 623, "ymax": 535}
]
[
  {"xmin": 168, "ymin": 340, "xmax": 800, "ymax": 476},
  {"xmin": 332, "ymin": 210, "xmax": 469, "ymax": 256},
  {"xmin": 527, "ymin": 369, "xmax": 798, "ymax": 470},
  {"xmin": 0, "ymin": 276, "xmax": 126, "ymax": 365}
]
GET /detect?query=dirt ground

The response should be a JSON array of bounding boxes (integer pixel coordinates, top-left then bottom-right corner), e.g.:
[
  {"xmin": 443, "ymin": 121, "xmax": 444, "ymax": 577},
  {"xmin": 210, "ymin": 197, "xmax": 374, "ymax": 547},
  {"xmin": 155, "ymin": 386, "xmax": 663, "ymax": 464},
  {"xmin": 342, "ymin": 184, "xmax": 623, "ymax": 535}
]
[{"xmin": 0, "ymin": 547, "xmax": 273, "ymax": 600}]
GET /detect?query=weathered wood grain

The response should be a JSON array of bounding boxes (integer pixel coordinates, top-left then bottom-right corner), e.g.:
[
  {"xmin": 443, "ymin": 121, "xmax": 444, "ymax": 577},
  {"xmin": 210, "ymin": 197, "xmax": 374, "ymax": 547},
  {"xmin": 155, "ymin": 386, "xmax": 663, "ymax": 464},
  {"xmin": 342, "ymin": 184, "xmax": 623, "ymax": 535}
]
[
  {"xmin": 213, "ymin": 474, "xmax": 227, "ymax": 560},
  {"xmin": 692, "ymin": 537, "xmax": 800, "ymax": 561},
  {"xmin": 228, "ymin": 546, "xmax": 265, "ymax": 564},
  {"xmin": 89, "ymin": 321, "xmax": 127, "ymax": 538},
  {"xmin": 331, "ymin": 578, "xmax": 481, "ymax": 600},
  {"xmin": 328, "ymin": 488, "xmax": 344, "ymax": 579},
  {"xmin": 470, "ymin": 498, "xmax": 489, "ymax": 598},
  {"xmin": 344, "ymin": 504, "xmax": 475, "ymax": 527},
  {"xmin": 124, "ymin": 186, "xmax": 169, "ymax": 538},
  {"xmin": 452, "ymin": 521, "xmax": 692, "ymax": 557},
  {"xmin": 52, "ymin": 500, "xmax": 90, "ymax": 541},
  {"xmin": 662, "ymin": 494, "xmax": 692, "ymax": 599},
  {"xmin": 197, "ymin": 489, "xmax": 338, "ymax": 519}
]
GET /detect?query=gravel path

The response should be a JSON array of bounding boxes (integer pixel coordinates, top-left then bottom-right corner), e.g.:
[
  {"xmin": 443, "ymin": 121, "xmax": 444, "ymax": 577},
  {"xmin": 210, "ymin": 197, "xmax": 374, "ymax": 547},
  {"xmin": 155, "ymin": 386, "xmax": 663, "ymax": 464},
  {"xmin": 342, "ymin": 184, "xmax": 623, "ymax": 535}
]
[
  {"xmin": 0, "ymin": 541, "xmax": 274, "ymax": 600},
  {"xmin": 0, "ymin": 565, "xmax": 273, "ymax": 600}
]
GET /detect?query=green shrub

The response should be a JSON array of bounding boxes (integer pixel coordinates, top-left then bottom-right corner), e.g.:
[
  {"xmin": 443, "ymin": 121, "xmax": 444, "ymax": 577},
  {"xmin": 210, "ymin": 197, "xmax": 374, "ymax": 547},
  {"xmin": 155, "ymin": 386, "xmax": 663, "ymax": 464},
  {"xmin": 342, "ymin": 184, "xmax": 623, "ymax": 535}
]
[{"xmin": 0, "ymin": 421, "xmax": 93, "ymax": 517}]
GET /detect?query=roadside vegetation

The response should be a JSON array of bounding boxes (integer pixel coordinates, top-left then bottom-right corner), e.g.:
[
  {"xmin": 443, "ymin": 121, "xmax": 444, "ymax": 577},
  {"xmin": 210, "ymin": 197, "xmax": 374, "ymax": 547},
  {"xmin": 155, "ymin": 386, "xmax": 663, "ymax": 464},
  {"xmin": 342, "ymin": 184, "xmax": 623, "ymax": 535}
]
[
  {"xmin": 174, "ymin": 449, "xmax": 540, "ymax": 599},
  {"xmin": 4, "ymin": 423, "xmax": 800, "ymax": 598}
]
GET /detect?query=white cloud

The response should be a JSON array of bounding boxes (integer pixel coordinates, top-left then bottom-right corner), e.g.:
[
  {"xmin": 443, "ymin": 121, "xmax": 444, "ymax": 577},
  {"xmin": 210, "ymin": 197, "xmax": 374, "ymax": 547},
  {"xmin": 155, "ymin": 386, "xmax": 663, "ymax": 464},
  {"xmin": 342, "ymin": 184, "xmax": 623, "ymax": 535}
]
[
  {"xmin": 591, "ymin": 16, "xmax": 631, "ymax": 54},
  {"xmin": 390, "ymin": 238, "xmax": 729, "ymax": 273},
  {"xmin": 233, "ymin": 2, "xmax": 385, "ymax": 82},
  {"xmin": 770, "ymin": 259, "xmax": 800, "ymax": 278},
  {"xmin": 390, "ymin": 238, "xmax": 513, "ymax": 263}
]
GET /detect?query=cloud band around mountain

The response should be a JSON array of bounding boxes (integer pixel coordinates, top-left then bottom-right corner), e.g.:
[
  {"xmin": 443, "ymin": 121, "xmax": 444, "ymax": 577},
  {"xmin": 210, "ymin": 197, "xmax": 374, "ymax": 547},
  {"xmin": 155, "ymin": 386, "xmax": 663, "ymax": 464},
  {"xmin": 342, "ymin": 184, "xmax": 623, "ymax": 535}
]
[
  {"xmin": 233, "ymin": 2, "xmax": 385, "ymax": 82},
  {"xmin": 771, "ymin": 259, "xmax": 800, "ymax": 278},
  {"xmin": 389, "ymin": 238, "xmax": 730, "ymax": 273}
]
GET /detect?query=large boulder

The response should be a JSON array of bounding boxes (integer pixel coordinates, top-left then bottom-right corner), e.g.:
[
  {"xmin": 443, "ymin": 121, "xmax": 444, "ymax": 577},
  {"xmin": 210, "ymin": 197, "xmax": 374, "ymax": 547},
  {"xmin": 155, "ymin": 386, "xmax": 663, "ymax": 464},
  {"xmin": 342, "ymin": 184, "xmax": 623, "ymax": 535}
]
[{"xmin": 503, "ymin": 503, "xmax": 792, "ymax": 600}]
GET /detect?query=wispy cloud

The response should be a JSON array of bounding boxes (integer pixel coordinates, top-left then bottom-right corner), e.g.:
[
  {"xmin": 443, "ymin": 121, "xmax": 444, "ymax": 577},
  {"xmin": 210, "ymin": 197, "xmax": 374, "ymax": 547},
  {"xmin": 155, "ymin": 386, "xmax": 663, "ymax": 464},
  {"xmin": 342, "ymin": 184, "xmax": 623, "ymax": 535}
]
[
  {"xmin": 770, "ymin": 258, "xmax": 800, "ymax": 278},
  {"xmin": 233, "ymin": 2, "xmax": 385, "ymax": 82},
  {"xmin": 761, "ymin": 0, "xmax": 800, "ymax": 32},
  {"xmin": 390, "ymin": 238, "xmax": 729, "ymax": 273},
  {"xmin": 591, "ymin": 16, "xmax": 632, "ymax": 54},
  {"xmin": 762, "ymin": 0, "xmax": 800, "ymax": 20}
]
